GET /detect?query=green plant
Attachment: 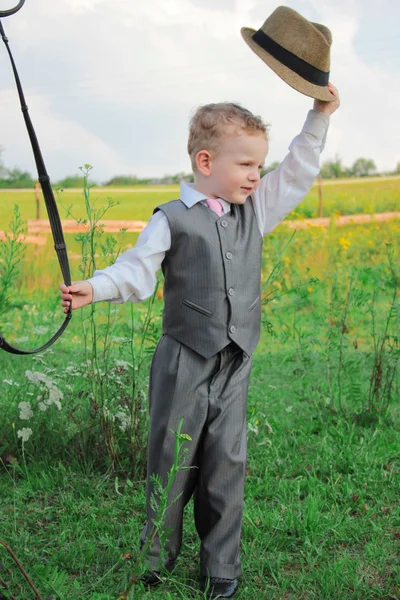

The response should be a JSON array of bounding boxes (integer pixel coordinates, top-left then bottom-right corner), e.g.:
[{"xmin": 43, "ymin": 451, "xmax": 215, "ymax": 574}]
[
  {"xmin": 56, "ymin": 166, "xmax": 160, "ymax": 476},
  {"xmin": 366, "ymin": 243, "xmax": 400, "ymax": 417},
  {"xmin": 120, "ymin": 417, "xmax": 193, "ymax": 599},
  {"xmin": 0, "ymin": 204, "xmax": 25, "ymax": 316}
]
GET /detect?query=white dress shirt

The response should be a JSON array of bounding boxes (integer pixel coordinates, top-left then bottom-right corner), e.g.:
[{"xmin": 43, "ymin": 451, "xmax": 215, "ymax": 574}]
[{"xmin": 88, "ymin": 109, "xmax": 330, "ymax": 304}]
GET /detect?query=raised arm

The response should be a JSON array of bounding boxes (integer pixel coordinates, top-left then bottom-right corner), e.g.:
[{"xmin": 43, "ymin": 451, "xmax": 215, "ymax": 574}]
[{"xmin": 253, "ymin": 82, "xmax": 340, "ymax": 236}]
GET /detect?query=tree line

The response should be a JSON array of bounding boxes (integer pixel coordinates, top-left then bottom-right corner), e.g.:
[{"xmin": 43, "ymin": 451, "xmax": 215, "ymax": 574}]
[{"xmin": 1, "ymin": 146, "xmax": 399, "ymax": 188}]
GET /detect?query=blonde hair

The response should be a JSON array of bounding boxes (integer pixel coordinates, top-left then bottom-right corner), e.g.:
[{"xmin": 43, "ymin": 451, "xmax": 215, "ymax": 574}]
[{"xmin": 187, "ymin": 102, "xmax": 269, "ymax": 171}]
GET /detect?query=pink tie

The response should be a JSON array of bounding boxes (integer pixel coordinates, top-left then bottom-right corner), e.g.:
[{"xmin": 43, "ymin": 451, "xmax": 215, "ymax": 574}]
[{"xmin": 206, "ymin": 198, "xmax": 223, "ymax": 217}]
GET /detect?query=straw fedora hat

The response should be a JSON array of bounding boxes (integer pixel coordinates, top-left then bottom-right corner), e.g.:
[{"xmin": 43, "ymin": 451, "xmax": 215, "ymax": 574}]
[{"xmin": 241, "ymin": 6, "xmax": 336, "ymax": 101}]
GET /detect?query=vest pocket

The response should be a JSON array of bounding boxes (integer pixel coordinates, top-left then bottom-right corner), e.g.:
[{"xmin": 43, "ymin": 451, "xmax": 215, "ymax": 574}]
[
  {"xmin": 182, "ymin": 298, "xmax": 213, "ymax": 317},
  {"xmin": 248, "ymin": 295, "xmax": 260, "ymax": 312}
]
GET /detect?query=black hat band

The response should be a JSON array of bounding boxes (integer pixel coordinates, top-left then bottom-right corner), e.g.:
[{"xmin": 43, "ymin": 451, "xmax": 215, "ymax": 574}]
[{"xmin": 252, "ymin": 29, "xmax": 329, "ymax": 87}]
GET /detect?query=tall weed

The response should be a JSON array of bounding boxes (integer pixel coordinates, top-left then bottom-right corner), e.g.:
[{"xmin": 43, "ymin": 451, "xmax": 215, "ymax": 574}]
[{"xmin": 0, "ymin": 204, "xmax": 25, "ymax": 316}]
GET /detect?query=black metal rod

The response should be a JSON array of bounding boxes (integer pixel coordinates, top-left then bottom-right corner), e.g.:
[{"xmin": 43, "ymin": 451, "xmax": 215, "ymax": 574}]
[
  {"xmin": 0, "ymin": 1, "xmax": 25, "ymax": 18},
  {"xmin": 0, "ymin": 7, "xmax": 73, "ymax": 355}
]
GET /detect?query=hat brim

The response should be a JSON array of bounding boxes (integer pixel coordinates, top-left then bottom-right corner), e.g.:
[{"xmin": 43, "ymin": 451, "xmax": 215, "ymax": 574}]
[{"xmin": 241, "ymin": 27, "xmax": 336, "ymax": 102}]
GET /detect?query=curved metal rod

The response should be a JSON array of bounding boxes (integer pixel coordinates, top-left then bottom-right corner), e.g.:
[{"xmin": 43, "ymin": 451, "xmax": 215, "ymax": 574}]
[
  {"xmin": 0, "ymin": 5, "xmax": 73, "ymax": 355},
  {"xmin": 0, "ymin": 0, "xmax": 25, "ymax": 18}
]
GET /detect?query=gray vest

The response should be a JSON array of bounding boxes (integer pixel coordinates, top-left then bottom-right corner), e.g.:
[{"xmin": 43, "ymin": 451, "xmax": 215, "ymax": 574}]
[{"xmin": 154, "ymin": 198, "xmax": 263, "ymax": 359}]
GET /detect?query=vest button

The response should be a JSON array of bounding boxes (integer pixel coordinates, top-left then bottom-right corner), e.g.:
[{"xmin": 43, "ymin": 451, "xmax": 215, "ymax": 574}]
[
  {"xmin": 229, "ymin": 325, "xmax": 236, "ymax": 334},
  {"xmin": 220, "ymin": 220, "xmax": 228, "ymax": 228},
  {"xmin": 228, "ymin": 287, "xmax": 235, "ymax": 296},
  {"xmin": 226, "ymin": 252, "xmax": 233, "ymax": 259}
]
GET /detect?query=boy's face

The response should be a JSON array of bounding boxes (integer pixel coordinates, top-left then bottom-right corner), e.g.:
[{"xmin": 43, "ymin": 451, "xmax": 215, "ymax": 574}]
[{"xmin": 207, "ymin": 127, "xmax": 268, "ymax": 205}]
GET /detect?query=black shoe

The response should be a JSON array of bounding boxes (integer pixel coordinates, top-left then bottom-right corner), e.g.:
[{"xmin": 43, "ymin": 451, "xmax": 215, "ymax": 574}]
[
  {"xmin": 200, "ymin": 576, "xmax": 239, "ymax": 598},
  {"xmin": 140, "ymin": 570, "xmax": 163, "ymax": 587}
]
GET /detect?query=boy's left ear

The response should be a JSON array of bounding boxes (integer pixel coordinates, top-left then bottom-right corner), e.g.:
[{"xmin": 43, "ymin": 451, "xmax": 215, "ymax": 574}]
[{"xmin": 195, "ymin": 150, "xmax": 213, "ymax": 176}]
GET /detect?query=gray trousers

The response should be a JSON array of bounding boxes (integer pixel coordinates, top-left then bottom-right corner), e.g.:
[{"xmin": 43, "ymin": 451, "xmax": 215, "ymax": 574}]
[{"xmin": 139, "ymin": 333, "xmax": 252, "ymax": 579}]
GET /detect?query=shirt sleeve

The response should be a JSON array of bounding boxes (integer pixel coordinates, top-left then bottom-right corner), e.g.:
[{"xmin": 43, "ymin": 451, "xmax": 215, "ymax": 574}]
[
  {"xmin": 252, "ymin": 109, "xmax": 330, "ymax": 236},
  {"xmin": 87, "ymin": 210, "xmax": 171, "ymax": 304}
]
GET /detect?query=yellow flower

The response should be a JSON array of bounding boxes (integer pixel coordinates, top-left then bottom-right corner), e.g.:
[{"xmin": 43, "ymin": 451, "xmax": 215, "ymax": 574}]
[{"xmin": 338, "ymin": 237, "xmax": 351, "ymax": 251}]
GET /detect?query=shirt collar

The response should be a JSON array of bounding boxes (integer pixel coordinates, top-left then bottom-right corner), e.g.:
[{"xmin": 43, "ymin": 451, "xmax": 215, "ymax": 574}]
[{"xmin": 179, "ymin": 181, "xmax": 231, "ymax": 213}]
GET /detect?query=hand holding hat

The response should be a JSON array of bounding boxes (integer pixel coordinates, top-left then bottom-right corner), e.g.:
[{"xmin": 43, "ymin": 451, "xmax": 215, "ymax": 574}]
[
  {"xmin": 313, "ymin": 82, "xmax": 340, "ymax": 116},
  {"xmin": 241, "ymin": 6, "xmax": 336, "ymax": 102}
]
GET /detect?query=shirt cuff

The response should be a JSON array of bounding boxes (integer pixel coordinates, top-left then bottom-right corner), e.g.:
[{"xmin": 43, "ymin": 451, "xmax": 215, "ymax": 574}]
[
  {"xmin": 87, "ymin": 274, "xmax": 121, "ymax": 303},
  {"xmin": 302, "ymin": 109, "xmax": 330, "ymax": 139}
]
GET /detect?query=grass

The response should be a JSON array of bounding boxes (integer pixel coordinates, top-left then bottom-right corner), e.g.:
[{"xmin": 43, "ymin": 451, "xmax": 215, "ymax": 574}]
[
  {"xmin": 0, "ymin": 176, "xmax": 399, "ymax": 599},
  {"xmin": 1, "ymin": 247, "xmax": 399, "ymax": 598},
  {"xmin": 0, "ymin": 209, "xmax": 400, "ymax": 307},
  {"xmin": 0, "ymin": 187, "xmax": 180, "ymax": 228},
  {"xmin": 0, "ymin": 176, "xmax": 399, "ymax": 230},
  {"xmin": 299, "ymin": 177, "xmax": 400, "ymax": 218},
  {"xmin": 0, "ymin": 344, "xmax": 399, "ymax": 599}
]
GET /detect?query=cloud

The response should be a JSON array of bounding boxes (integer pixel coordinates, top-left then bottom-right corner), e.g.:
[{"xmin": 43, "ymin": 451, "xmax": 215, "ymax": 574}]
[
  {"xmin": 0, "ymin": 90, "xmax": 132, "ymax": 179},
  {"xmin": 0, "ymin": 0, "xmax": 399, "ymax": 181},
  {"xmin": 305, "ymin": 0, "xmax": 400, "ymax": 171}
]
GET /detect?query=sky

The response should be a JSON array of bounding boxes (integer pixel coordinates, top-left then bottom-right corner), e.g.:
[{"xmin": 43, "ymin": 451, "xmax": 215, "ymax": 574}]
[{"xmin": 0, "ymin": 0, "xmax": 399, "ymax": 183}]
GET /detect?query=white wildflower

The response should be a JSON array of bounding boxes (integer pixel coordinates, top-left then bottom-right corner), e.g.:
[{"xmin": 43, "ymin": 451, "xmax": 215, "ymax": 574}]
[
  {"xmin": 32, "ymin": 355, "xmax": 46, "ymax": 365},
  {"xmin": 115, "ymin": 359, "xmax": 132, "ymax": 369},
  {"xmin": 38, "ymin": 402, "xmax": 47, "ymax": 412},
  {"xmin": 285, "ymin": 406, "xmax": 293, "ymax": 413},
  {"xmin": 115, "ymin": 411, "xmax": 131, "ymax": 432},
  {"xmin": 18, "ymin": 401, "xmax": 34, "ymax": 421},
  {"xmin": 25, "ymin": 370, "xmax": 53, "ymax": 388},
  {"xmin": 17, "ymin": 427, "xmax": 33, "ymax": 442},
  {"xmin": 15, "ymin": 336, "xmax": 29, "ymax": 343},
  {"xmin": 248, "ymin": 423, "xmax": 258, "ymax": 434},
  {"xmin": 48, "ymin": 387, "xmax": 63, "ymax": 410}
]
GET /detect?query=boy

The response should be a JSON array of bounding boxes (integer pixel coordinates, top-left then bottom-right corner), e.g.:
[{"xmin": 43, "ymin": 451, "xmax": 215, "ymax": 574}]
[{"xmin": 60, "ymin": 85, "xmax": 340, "ymax": 598}]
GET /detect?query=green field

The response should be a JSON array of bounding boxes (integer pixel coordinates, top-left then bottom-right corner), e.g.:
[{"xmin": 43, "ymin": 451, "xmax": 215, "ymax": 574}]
[
  {"xmin": 0, "ymin": 177, "xmax": 399, "ymax": 599},
  {"xmin": 0, "ymin": 176, "xmax": 399, "ymax": 229},
  {"xmin": 0, "ymin": 176, "xmax": 399, "ymax": 294}
]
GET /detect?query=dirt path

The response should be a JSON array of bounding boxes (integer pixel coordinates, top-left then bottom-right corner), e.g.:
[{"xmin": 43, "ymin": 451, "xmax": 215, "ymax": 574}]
[
  {"xmin": 26, "ymin": 211, "xmax": 400, "ymax": 234},
  {"xmin": 281, "ymin": 211, "xmax": 400, "ymax": 229},
  {"xmin": 1, "ymin": 211, "xmax": 399, "ymax": 243}
]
